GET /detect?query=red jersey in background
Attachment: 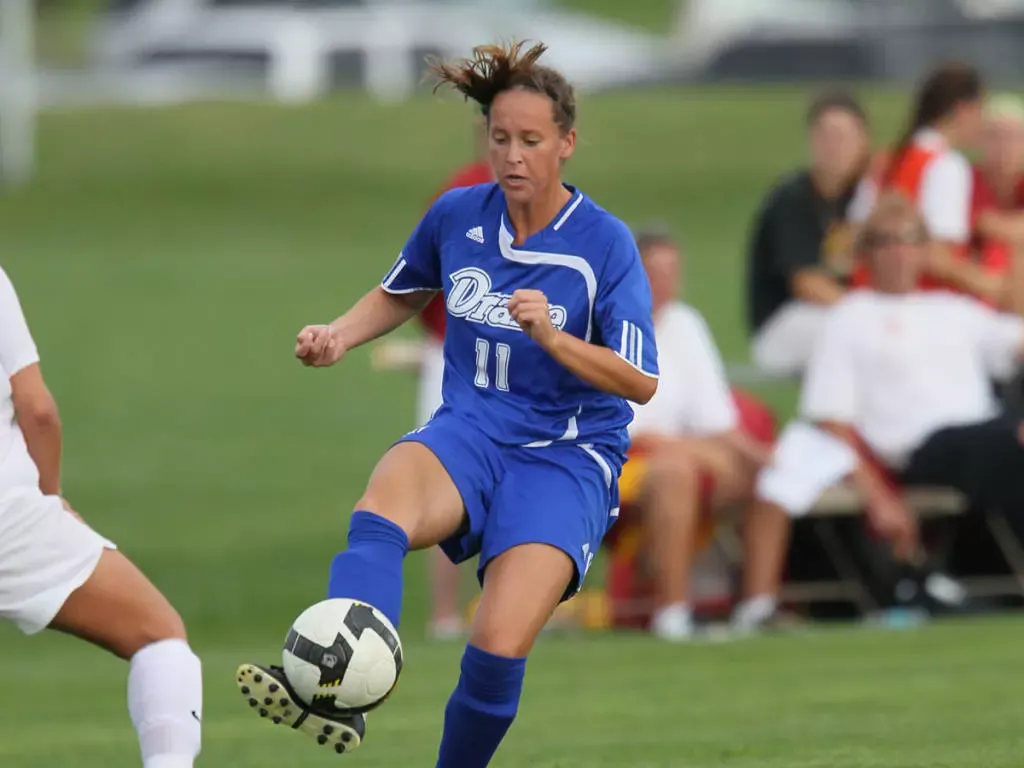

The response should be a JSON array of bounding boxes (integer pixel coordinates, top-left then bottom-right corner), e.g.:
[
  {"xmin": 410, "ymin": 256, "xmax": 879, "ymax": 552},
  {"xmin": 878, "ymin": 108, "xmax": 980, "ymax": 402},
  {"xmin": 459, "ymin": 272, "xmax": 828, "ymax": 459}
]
[
  {"xmin": 417, "ymin": 160, "xmax": 494, "ymax": 341},
  {"xmin": 969, "ymin": 167, "xmax": 1024, "ymax": 295},
  {"xmin": 851, "ymin": 160, "xmax": 1022, "ymax": 306}
]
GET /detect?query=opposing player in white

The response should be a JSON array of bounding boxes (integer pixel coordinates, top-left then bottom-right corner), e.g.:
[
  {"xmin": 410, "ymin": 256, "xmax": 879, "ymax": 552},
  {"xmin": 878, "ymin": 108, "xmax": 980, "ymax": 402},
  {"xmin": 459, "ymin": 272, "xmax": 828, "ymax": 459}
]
[{"xmin": 0, "ymin": 267, "xmax": 202, "ymax": 768}]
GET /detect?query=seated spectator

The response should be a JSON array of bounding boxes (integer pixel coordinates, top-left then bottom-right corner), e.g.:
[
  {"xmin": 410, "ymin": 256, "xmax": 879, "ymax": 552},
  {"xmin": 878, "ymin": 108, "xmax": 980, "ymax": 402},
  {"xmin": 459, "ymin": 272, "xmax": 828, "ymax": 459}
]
[
  {"xmin": 759, "ymin": 193, "xmax": 1024, "ymax": 612},
  {"xmin": 848, "ymin": 62, "xmax": 1010, "ymax": 308},
  {"xmin": 747, "ymin": 89, "xmax": 870, "ymax": 376},
  {"xmin": 616, "ymin": 227, "xmax": 785, "ymax": 641}
]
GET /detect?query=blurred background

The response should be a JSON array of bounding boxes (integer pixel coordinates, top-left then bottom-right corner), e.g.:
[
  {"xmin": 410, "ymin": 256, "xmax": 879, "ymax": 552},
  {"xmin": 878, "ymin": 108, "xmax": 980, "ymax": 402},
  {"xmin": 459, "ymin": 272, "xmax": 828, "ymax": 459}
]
[{"xmin": 4, "ymin": 1, "xmax": 1024, "ymax": 766}]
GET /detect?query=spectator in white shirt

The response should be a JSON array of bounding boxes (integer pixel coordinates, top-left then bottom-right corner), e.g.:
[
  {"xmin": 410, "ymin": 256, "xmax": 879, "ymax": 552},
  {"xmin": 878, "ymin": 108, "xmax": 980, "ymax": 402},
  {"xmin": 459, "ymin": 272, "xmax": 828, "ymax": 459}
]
[
  {"xmin": 621, "ymin": 228, "xmax": 783, "ymax": 641},
  {"xmin": 761, "ymin": 193, "xmax": 1024, "ymax": 612}
]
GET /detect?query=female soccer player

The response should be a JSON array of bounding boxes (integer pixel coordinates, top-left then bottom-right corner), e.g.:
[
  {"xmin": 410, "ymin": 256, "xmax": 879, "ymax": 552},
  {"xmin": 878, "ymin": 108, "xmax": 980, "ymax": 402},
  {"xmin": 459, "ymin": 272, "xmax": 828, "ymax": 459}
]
[
  {"xmin": 0, "ymin": 266, "xmax": 202, "ymax": 768},
  {"xmin": 237, "ymin": 41, "xmax": 659, "ymax": 765}
]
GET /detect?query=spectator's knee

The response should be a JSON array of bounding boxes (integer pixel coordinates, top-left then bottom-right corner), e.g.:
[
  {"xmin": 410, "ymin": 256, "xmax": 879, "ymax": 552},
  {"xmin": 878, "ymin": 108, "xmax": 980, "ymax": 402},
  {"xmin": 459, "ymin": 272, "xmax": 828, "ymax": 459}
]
[{"xmin": 646, "ymin": 448, "xmax": 700, "ymax": 493}]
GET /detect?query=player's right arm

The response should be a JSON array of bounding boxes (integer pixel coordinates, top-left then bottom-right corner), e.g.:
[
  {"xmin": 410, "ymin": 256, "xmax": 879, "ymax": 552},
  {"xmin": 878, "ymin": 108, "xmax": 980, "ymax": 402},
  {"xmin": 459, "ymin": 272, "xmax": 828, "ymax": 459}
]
[
  {"xmin": 296, "ymin": 190, "xmax": 452, "ymax": 368},
  {"xmin": 0, "ymin": 268, "xmax": 62, "ymax": 496}
]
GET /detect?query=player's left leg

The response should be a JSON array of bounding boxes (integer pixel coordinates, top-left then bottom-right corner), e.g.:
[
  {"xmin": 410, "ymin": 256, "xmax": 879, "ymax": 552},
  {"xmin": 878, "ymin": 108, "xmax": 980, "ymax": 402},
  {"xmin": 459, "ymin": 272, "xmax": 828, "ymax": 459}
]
[
  {"xmin": 434, "ymin": 444, "xmax": 615, "ymax": 768},
  {"xmin": 435, "ymin": 543, "xmax": 572, "ymax": 768}
]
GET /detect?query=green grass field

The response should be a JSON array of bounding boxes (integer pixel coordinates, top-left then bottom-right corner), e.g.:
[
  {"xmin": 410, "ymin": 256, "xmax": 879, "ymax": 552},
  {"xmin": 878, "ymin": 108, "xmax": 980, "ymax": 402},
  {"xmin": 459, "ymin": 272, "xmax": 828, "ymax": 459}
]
[{"xmin": 2, "ymin": 87, "xmax": 1015, "ymax": 765}]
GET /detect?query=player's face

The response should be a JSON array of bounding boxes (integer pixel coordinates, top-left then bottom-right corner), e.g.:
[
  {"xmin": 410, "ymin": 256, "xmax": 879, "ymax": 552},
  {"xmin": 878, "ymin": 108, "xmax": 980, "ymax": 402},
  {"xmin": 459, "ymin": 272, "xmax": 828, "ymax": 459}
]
[
  {"xmin": 981, "ymin": 116, "xmax": 1024, "ymax": 176},
  {"xmin": 488, "ymin": 88, "xmax": 575, "ymax": 204},
  {"xmin": 642, "ymin": 243, "xmax": 680, "ymax": 307},
  {"xmin": 808, "ymin": 108, "xmax": 868, "ymax": 185}
]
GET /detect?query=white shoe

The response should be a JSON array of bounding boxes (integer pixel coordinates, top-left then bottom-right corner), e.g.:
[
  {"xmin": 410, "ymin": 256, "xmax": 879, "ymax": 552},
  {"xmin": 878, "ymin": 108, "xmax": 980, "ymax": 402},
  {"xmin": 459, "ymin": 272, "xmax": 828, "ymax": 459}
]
[
  {"xmin": 650, "ymin": 605, "xmax": 694, "ymax": 642},
  {"xmin": 427, "ymin": 617, "xmax": 465, "ymax": 641}
]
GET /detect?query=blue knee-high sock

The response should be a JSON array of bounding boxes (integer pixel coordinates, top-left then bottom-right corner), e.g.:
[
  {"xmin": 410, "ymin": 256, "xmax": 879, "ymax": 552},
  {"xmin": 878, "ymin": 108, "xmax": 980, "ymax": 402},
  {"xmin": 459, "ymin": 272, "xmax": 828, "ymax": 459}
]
[
  {"xmin": 327, "ymin": 511, "xmax": 409, "ymax": 628},
  {"xmin": 436, "ymin": 645, "xmax": 526, "ymax": 768}
]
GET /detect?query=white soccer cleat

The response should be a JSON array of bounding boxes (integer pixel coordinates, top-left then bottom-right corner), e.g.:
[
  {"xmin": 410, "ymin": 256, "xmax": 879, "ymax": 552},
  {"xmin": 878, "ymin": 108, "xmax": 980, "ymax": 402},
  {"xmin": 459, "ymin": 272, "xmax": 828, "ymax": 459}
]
[{"xmin": 236, "ymin": 663, "xmax": 366, "ymax": 755}]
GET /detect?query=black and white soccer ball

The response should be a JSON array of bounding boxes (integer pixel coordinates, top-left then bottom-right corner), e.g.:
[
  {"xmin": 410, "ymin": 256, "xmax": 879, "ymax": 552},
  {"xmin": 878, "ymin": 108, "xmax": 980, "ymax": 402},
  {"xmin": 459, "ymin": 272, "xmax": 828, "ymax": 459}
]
[{"xmin": 282, "ymin": 598, "xmax": 403, "ymax": 714}]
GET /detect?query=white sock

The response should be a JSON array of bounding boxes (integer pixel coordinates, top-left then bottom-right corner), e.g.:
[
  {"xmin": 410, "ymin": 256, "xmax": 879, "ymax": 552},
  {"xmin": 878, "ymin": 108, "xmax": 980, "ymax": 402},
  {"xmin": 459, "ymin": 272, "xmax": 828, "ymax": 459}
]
[
  {"xmin": 651, "ymin": 603, "xmax": 693, "ymax": 641},
  {"xmin": 128, "ymin": 639, "xmax": 203, "ymax": 768},
  {"xmin": 731, "ymin": 594, "xmax": 778, "ymax": 630}
]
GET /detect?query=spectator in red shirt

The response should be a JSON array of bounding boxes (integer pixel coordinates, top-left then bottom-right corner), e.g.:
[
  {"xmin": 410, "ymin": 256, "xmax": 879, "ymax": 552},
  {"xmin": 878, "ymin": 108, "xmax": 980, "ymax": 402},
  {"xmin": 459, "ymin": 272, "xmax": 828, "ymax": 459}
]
[
  {"xmin": 371, "ymin": 118, "xmax": 493, "ymax": 639},
  {"xmin": 851, "ymin": 92, "xmax": 1024, "ymax": 312},
  {"xmin": 969, "ymin": 95, "xmax": 1024, "ymax": 313}
]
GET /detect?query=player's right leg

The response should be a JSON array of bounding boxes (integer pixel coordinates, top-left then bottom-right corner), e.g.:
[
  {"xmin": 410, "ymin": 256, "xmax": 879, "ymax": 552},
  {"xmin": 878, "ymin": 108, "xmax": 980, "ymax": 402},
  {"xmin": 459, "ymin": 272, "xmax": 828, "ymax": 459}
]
[
  {"xmin": 238, "ymin": 414, "xmax": 496, "ymax": 753},
  {"xmin": 0, "ymin": 492, "xmax": 202, "ymax": 768}
]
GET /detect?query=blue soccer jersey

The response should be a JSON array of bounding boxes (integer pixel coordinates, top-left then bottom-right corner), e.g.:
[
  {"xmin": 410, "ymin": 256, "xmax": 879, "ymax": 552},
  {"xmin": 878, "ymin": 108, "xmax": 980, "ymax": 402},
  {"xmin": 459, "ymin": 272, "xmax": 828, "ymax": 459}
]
[{"xmin": 380, "ymin": 183, "xmax": 659, "ymax": 457}]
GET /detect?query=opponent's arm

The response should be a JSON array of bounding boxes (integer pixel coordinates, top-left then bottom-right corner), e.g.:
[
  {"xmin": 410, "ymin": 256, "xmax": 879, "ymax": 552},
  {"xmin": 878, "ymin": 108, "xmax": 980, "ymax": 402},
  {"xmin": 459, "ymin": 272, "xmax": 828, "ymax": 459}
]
[
  {"xmin": 11, "ymin": 365, "xmax": 61, "ymax": 495},
  {"xmin": 509, "ymin": 289, "xmax": 657, "ymax": 404},
  {"xmin": 0, "ymin": 268, "xmax": 61, "ymax": 495}
]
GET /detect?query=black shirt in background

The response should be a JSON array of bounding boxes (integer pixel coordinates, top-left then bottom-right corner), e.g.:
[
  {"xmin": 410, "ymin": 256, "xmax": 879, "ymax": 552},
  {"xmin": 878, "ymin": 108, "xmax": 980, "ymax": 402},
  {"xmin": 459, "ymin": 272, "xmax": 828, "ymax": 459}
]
[{"xmin": 746, "ymin": 170, "xmax": 855, "ymax": 334}]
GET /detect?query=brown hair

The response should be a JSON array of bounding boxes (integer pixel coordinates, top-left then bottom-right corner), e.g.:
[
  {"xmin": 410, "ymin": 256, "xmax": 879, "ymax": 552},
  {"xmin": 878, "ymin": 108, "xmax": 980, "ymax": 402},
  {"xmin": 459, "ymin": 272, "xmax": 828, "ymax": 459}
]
[
  {"xmin": 883, "ymin": 61, "xmax": 983, "ymax": 184},
  {"xmin": 427, "ymin": 41, "xmax": 576, "ymax": 134},
  {"xmin": 633, "ymin": 223, "xmax": 677, "ymax": 258},
  {"xmin": 806, "ymin": 88, "xmax": 867, "ymax": 127},
  {"xmin": 854, "ymin": 192, "xmax": 928, "ymax": 254}
]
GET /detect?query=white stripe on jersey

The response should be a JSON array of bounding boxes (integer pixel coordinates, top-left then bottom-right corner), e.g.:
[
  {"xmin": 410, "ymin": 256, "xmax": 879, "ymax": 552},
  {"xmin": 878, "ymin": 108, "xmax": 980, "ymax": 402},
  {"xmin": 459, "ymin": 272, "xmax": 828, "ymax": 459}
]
[
  {"xmin": 498, "ymin": 218, "xmax": 597, "ymax": 342},
  {"xmin": 615, "ymin": 320, "xmax": 658, "ymax": 379},
  {"xmin": 552, "ymin": 193, "xmax": 584, "ymax": 231},
  {"xmin": 579, "ymin": 443, "xmax": 613, "ymax": 489},
  {"xmin": 381, "ymin": 257, "xmax": 407, "ymax": 289}
]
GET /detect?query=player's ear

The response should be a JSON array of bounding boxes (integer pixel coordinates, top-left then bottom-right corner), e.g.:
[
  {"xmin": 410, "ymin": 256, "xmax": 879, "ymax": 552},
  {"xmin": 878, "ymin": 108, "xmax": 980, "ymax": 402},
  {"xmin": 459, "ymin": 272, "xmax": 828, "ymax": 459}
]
[{"xmin": 559, "ymin": 128, "xmax": 576, "ymax": 162}]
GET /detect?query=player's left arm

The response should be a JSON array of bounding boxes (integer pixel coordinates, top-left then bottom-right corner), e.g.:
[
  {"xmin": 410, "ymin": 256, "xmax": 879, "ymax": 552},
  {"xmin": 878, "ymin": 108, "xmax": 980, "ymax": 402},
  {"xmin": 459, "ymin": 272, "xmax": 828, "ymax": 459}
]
[
  {"xmin": 509, "ymin": 229, "xmax": 659, "ymax": 404},
  {"xmin": 0, "ymin": 269, "xmax": 61, "ymax": 496}
]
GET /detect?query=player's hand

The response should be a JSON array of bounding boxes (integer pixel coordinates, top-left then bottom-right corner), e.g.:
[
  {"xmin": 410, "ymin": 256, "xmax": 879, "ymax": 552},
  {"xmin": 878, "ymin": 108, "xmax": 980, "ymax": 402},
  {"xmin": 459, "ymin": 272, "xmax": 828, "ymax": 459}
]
[
  {"xmin": 508, "ymin": 289, "xmax": 558, "ymax": 349},
  {"xmin": 295, "ymin": 324, "xmax": 346, "ymax": 368}
]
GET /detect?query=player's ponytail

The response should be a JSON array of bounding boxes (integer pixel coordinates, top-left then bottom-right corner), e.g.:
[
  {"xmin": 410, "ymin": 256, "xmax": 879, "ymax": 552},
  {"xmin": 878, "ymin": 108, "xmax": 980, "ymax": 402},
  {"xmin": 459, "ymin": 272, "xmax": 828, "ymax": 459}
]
[
  {"xmin": 427, "ymin": 40, "xmax": 576, "ymax": 134},
  {"xmin": 882, "ymin": 61, "xmax": 983, "ymax": 185}
]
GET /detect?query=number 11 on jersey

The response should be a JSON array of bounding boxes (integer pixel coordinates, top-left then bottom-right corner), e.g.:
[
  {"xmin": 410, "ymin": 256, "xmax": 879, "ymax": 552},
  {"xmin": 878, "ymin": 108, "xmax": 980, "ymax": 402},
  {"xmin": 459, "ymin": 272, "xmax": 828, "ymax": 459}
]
[{"xmin": 474, "ymin": 338, "xmax": 510, "ymax": 392}]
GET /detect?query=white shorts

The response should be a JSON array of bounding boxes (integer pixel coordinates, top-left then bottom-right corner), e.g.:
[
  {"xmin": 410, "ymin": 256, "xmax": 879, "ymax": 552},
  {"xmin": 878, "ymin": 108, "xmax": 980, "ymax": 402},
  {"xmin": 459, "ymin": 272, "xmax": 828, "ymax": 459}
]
[
  {"xmin": 416, "ymin": 340, "xmax": 445, "ymax": 427},
  {"xmin": 751, "ymin": 301, "xmax": 833, "ymax": 376},
  {"xmin": 0, "ymin": 490, "xmax": 116, "ymax": 635}
]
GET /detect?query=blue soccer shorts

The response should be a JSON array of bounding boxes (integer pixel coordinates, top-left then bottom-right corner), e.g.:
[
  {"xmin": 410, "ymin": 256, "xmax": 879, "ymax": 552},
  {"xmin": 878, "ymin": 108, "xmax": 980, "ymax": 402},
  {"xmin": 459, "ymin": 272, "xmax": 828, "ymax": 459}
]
[{"xmin": 397, "ymin": 413, "xmax": 621, "ymax": 601}]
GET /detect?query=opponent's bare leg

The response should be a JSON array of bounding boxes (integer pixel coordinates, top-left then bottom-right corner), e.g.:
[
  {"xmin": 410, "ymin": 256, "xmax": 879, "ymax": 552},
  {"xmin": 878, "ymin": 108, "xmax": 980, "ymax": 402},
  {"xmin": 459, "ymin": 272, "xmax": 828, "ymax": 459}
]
[{"xmin": 52, "ymin": 548, "xmax": 202, "ymax": 768}]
